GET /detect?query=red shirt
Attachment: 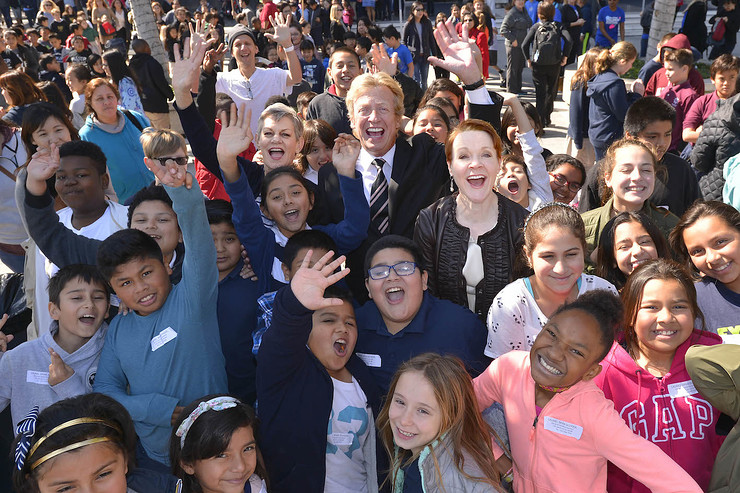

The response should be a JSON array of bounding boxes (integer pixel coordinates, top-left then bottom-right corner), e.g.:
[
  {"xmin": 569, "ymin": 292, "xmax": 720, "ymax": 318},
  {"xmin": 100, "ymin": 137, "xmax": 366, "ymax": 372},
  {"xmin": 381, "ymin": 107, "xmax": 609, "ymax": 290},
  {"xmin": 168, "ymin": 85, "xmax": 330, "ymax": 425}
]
[
  {"xmin": 661, "ymin": 79, "xmax": 699, "ymax": 151},
  {"xmin": 260, "ymin": 2, "xmax": 279, "ymax": 27}
]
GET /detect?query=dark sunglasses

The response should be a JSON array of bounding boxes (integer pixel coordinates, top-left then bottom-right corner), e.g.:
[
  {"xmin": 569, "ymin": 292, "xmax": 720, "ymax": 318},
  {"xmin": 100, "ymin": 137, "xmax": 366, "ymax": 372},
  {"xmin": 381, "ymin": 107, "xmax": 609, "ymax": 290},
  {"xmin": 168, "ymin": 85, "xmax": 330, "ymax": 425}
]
[{"xmin": 155, "ymin": 156, "xmax": 188, "ymax": 167}]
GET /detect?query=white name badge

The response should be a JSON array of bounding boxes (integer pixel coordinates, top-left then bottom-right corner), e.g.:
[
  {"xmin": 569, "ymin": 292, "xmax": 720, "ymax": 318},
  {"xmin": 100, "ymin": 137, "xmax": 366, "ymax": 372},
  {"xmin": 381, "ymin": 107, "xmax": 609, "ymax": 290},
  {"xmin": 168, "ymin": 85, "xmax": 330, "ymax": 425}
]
[
  {"xmin": 356, "ymin": 353, "xmax": 381, "ymax": 367},
  {"xmin": 27, "ymin": 370, "xmax": 49, "ymax": 385},
  {"xmin": 543, "ymin": 416, "xmax": 583, "ymax": 440},
  {"xmin": 329, "ymin": 432, "xmax": 354, "ymax": 446},
  {"xmin": 668, "ymin": 380, "xmax": 698, "ymax": 399},
  {"xmin": 720, "ymin": 333, "xmax": 740, "ymax": 345},
  {"xmin": 150, "ymin": 327, "xmax": 178, "ymax": 352}
]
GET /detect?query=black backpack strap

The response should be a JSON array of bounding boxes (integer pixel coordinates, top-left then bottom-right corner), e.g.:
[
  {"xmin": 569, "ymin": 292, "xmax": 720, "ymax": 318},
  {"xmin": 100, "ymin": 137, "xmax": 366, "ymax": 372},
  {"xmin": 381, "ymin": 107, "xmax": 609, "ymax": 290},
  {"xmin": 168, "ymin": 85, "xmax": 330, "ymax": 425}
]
[{"xmin": 122, "ymin": 109, "xmax": 144, "ymax": 132}]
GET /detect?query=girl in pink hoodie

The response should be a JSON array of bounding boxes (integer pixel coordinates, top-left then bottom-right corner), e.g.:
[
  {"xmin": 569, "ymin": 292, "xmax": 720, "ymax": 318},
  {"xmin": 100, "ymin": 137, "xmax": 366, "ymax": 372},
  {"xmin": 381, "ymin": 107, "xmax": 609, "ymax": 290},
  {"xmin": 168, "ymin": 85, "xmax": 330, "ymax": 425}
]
[
  {"xmin": 593, "ymin": 259, "xmax": 723, "ymax": 492},
  {"xmin": 474, "ymin": 289, "xmax": 702, "ymax": 493}
]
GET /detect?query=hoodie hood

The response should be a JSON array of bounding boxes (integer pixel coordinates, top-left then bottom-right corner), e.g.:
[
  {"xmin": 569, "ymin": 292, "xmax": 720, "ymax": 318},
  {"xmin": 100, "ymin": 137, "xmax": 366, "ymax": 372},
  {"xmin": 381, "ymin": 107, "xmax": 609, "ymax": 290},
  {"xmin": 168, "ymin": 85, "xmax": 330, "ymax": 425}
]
[
  {"xmin": 660, "ymin": 33, "xmax": 691, "ymax": 61},
  {"xmin": 586, "ymin": 69, "xmax": 622, "ymax": 97},
  {"xmin": 603, "ymin": 329, "xmax": 722, "ymax": 378}
]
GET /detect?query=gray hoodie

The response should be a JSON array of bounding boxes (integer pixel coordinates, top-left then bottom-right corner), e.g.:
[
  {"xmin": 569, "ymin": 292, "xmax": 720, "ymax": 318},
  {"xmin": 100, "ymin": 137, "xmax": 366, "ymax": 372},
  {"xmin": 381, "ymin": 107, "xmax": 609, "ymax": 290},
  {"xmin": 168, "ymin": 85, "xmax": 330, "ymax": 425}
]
[{"xmin": 0, "ymin": 320, "xmax": 108, "ymax": 429}]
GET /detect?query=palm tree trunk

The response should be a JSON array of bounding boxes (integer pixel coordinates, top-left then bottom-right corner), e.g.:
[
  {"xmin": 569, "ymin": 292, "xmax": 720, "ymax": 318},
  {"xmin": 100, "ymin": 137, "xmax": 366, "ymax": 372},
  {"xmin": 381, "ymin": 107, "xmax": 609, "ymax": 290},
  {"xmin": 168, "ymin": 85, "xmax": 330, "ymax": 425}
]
[
  {"xmin": 128, "ymin": 0, "xmax": 170, "ymax": 79},
  {"xmin": 647, "ymin": 0, "xmax": 676, "ymax": 58}
]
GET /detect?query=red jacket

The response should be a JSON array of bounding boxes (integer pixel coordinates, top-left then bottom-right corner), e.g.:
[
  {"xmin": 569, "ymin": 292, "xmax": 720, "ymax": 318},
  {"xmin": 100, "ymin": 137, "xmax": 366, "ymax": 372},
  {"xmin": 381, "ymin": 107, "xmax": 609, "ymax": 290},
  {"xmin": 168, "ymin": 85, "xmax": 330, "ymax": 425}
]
[
  {"xmin": 593, "ymin": 330, "xmax": 724, "ymax": 492},
  {"xmin": 645, "ymin": 34, "xmax": 705, "ymax": 98}
]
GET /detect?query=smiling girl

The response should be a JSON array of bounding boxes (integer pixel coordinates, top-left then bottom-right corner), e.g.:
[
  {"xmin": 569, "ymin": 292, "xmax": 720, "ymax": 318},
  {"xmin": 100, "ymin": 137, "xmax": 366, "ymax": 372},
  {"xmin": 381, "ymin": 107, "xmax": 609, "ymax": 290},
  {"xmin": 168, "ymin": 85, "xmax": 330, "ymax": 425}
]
[
  {"xmin": 580, "ymin": 138, "xmax": 678, "ymax": 258},
  {"xmin": 670, "ymin": 200, "xmax": 740, "ymax": 339},
  {"xmin": 595, "ymin": 212, "xmax": 669, "ymax": 290},
  {"xmin": 474, "ymin": 289, "xmax": 703, "ymax": 492},
  {"xmin": 593, "ymin": 259, "xmax": 723, "ymax": 491},
  {"xmin": 485, "ymin": 203, "xmax": 616, "ymax": 359},
  {"xmin": 377, "ymin": 353, "xmax": 503, "ymax": 492},
  {"xmin": 171, "ymin": 395, "xmax": 268, "ymax": 493}
]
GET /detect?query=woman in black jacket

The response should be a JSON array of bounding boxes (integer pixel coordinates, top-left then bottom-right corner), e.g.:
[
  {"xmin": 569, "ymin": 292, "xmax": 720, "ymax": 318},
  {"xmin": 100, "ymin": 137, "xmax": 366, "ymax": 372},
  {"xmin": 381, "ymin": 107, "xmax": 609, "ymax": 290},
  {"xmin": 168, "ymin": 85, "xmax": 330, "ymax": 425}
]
[
  {"xmin": 561, "ymin": 0, "xmax": 586, "ymax": 65},
  {"xmin": 402, "ymin": 1, "xmax": 435, "ymax": 90},
  {"xmin": 414, "ymin": 116, "xmax": 528, "ymax": 321}
]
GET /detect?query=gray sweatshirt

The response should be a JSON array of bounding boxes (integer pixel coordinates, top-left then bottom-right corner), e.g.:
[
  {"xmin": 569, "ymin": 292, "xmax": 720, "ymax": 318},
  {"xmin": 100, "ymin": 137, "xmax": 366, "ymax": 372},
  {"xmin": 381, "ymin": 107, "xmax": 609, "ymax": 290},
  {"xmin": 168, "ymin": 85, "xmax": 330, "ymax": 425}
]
[{"xmin": 0, "ymin": 320, "xmax": 108, "ymax": 429}]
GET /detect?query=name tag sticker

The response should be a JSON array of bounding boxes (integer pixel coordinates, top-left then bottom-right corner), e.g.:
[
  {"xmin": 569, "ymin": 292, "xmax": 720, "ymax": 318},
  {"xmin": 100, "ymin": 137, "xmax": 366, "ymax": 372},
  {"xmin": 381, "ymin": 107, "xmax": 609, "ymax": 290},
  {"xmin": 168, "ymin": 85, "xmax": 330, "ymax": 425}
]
[
  {"xmin": 356, "ymin": 353, "xmax": 381, "ymax": 367},
  {"xmin": 27, "ymin": 370, "xmax": 49, "ymax": 385},
  {"xmin": 668, "ymin": 380, "xmax": 698, "ymax": 398},
  {"xmin": 329, "ymin": 433, "xmax": 354, "ymax": 446},
  {"xmin": 150, "ymin": 327, "xmax": 177, "ymax": 352},
  {"xmin": 720, "ymin": 333, "xmax": 740, "ymax": 345},
  {"xmin": 543, "ymin": 416, "xmax": 583, "ymax": 440}
]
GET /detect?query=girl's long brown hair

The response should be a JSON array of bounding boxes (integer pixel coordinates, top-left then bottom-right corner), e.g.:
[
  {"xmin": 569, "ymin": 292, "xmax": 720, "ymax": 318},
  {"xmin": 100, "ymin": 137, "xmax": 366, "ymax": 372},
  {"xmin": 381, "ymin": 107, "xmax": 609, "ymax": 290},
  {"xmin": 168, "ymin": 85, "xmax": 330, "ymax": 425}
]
[
  {"xmin": 620, "ymin": 259, "xmax": 705, "ymax": 360},
  {"xmin": 377, "ymin": 353, "xmax": 504, "ymax": 492},
  {"xmin": 571, "ymin": 47, "xmax": 604, "ymax": 90}
]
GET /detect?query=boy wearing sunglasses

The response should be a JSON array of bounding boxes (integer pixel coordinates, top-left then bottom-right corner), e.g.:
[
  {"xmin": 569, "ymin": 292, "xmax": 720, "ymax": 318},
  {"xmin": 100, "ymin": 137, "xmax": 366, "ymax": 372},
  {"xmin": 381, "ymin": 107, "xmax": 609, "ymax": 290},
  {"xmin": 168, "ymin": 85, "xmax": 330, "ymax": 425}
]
[{"xmin": 355, "ymin": 235, "xmax": 489, "ymax": 392}]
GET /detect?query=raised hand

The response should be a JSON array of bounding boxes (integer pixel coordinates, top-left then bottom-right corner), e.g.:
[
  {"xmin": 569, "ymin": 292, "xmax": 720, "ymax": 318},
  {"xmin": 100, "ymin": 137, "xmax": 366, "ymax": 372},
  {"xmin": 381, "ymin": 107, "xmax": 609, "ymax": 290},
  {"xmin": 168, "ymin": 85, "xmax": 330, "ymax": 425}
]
[
  {"xmin": 0, "ymin": 313, "xmax": 12, "ymax": 352},
  {"xmin": 266, "ymin": 12, "xmax": 293, "ymax": 47},
  {"xmin": 203, "ymin": 42, "xmax": 227, "ymax": 73},
  {"xmin": 144, "ymin": 155, "xmax": 193, "ymax": 189},
  {"xmin": 171, "ymin": 30, "xmax": 208, "ymax": 108},
  {"xmin": 290, "ymin": 250, "xmax": 350, "ymax": 310},
  {"xmin": 48, "ymin": 348, "xmax": 74, "ymax": 386},
  {"xmin": 428, "ymin": 18, "xmax": 483, "ymax": 85},
  {"xmin": 370, "ymin": 43, "xmax": 399, "ymax": 75},
  {"xmin": 332, "ymin": 133, "xmax": 360, "ymax": 178},
  {"xmin": 26, "ymin": 144, "xmax": 60, "ymax": 196},
  {"xmin": 216, "ymin": 103, "xmax": 253, "ymax": 182}
]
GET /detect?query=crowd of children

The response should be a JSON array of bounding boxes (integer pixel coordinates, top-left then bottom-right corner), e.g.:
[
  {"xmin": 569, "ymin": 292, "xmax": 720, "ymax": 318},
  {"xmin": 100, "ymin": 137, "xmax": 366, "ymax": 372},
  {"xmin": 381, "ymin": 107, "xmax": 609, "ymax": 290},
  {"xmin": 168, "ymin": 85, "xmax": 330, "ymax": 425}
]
[{"xmin": 1, "ymin": 0, "xmax": 740, "ymax": 492}]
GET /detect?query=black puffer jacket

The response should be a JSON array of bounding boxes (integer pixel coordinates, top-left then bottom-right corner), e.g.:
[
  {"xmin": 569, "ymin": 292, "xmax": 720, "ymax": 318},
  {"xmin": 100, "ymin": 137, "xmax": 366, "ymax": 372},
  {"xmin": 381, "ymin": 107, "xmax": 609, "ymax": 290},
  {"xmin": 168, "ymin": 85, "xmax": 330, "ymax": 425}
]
[
  {"xmin": 413, "ymin": 192, "xmax": 528, "ymax": 321},
  {"xmin": 691, "ymin": 93, "xmax": 740, "ymax": 200}
]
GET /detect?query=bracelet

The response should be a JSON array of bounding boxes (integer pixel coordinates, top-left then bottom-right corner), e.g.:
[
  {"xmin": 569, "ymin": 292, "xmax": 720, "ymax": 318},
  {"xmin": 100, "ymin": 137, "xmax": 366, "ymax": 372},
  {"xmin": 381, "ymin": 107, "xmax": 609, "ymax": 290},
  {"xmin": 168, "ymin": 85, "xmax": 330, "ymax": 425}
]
[
  {"xmin": 283, "ymin": 44, "xmax": 295, "ymax": 53},
  {"xmin": 462, "ymin": 78, "xmax": 485, "ymax": 91}
]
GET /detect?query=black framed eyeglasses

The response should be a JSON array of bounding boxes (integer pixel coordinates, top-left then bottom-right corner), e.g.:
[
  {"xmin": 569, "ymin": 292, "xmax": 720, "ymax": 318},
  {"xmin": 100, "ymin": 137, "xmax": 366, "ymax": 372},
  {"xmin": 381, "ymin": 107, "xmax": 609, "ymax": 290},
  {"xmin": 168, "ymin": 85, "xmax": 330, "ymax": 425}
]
[
  {"xmin": 414, "ymin": 7, "xmax": 425, "ymax": 11},
  {"xmin": 155, "ymin": 156, "xmax": 189, "ymax": 167},
  {"xmin": 368, "ymin": 261, "xmax": 418, "ymax": 280},
  {"xmin": 549, "ymin": 172, "xmax": 582, "ymax": 193}
]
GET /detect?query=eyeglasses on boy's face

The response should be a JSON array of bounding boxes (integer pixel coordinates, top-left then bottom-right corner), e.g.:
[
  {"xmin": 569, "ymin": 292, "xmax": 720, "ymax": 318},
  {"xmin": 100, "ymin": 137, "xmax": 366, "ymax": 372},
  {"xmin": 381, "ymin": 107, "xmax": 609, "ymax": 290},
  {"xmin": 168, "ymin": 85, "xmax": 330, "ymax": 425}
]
[
  {"xmin": 549, "ymin": 172, "xmax": 582, "ymax": 193},
  {"xmin": 368, "ymin": 261, "xmax": 418, "ymax": 280},
  {"xmin": 155, "ymin": 156, "xmax": 189, "ymax": 167}
]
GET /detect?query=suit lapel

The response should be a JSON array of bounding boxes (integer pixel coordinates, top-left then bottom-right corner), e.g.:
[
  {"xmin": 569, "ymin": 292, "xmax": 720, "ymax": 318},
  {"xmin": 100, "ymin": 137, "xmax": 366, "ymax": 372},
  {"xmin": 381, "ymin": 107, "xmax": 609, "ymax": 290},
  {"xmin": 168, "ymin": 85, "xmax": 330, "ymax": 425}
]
[{"xmin": 389, "ymin": 136, "xmax": 412, "ymax": 223}]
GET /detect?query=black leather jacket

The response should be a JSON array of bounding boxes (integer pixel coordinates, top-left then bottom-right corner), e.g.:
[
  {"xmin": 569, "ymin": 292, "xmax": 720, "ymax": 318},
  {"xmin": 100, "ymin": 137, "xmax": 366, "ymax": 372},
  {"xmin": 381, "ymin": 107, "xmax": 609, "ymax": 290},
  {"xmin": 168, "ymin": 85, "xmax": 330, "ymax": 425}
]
[{"xmin": 414, "ymin": 192, "xmax": 528, "ymax": 320}]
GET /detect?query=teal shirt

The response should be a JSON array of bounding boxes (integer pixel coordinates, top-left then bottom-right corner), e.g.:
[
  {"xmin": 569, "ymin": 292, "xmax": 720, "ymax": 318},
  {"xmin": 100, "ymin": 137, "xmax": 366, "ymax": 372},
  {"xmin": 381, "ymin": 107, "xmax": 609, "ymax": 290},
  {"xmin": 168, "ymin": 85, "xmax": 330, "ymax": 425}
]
[
  {"xmin": 93, "ymin": 183, "xmax": 227, "ymax": 466},
  {"xmin": 79, "ymin": 110, "xmax": 155, "ymax": 202}
]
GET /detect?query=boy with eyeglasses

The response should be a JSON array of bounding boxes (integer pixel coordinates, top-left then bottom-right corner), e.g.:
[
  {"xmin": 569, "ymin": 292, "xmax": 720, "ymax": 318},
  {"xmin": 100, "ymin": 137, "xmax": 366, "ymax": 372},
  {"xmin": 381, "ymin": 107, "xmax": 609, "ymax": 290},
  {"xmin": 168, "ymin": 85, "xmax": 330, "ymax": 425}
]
[{"xmin": 354, "ymin": 235, "xmax": 489, "ymax": 393}]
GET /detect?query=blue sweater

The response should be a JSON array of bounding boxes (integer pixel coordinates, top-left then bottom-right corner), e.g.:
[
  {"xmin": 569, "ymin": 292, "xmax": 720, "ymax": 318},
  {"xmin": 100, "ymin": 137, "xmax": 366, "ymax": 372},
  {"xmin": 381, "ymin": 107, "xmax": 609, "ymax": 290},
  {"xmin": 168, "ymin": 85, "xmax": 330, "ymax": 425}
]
[
  {"xmin": 223, "ymin": 167, "xmax": 370, "ymax": 284},
  {"xmin": 93, "ymin": 183, "xmax": 227, "ymax": 466},
  {"xmin": 355, "ymin": 291, "xmax": 490, "ymax": 393},
  {"xmin": 217, "ymin": 258, "xmax": 267, "ymax": 406},
  {"xmin": 256, "ymin": 286, "xmax": 383, "ymax": 493},
  {"xmin": 586, "ymin": 69, "xmax": 641, "ymax": 146},
  {"xmin": 78, "ymin": 111, "xmax": 155, "ymax": 203}
]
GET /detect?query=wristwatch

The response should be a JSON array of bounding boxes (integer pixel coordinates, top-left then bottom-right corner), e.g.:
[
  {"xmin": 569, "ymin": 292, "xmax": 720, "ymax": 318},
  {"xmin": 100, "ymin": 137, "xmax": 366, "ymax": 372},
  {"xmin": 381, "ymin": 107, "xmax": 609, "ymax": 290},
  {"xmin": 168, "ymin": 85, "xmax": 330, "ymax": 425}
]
[{"xmin": 462, "ymin": 78, "xmax": 485, "ymax": 91}]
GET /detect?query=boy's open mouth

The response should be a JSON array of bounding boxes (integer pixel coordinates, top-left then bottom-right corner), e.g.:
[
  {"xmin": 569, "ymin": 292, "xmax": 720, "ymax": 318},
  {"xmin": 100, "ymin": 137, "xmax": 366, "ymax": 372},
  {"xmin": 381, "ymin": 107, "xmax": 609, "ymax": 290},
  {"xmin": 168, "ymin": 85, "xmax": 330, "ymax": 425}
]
[
  {"xmin": 507, "ymin": 181, "xmax": 520, "ymax": 194},
  {"xmin": 385, "ymin": 286, "xmax": 404, "ymax": 304},
  {"xmin": 334, "ymin": 338, "xmax": 347, "ymax": 356}
]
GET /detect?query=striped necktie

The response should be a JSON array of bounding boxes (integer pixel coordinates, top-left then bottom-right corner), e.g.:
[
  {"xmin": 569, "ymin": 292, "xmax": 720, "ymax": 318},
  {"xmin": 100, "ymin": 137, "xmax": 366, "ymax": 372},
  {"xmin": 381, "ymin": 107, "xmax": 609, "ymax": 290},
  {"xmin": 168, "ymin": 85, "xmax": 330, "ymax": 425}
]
[{"xmin": 369, "ymin": 158, "xmax": 389, "ymax": 234}]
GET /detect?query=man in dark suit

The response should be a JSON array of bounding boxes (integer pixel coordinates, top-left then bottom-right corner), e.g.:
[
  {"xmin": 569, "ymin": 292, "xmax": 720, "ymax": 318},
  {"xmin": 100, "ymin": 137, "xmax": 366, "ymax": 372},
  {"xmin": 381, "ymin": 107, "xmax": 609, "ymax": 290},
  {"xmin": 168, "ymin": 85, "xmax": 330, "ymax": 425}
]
[{"xmin": 315, "ymin": 20, "xmax": 503, "ymax": 300}]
